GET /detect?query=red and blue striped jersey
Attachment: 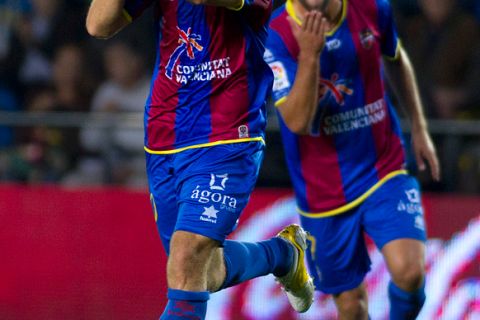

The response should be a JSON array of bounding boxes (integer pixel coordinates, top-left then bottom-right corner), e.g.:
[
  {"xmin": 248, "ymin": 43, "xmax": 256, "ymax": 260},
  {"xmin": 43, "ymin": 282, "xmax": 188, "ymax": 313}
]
[
  {"xmin": 123, "ymin": 0, "xmax": 273, "ymax": 154},
  {"xmin": 266, "ymin": 0, "xmax": 407, "ymax": 217}
]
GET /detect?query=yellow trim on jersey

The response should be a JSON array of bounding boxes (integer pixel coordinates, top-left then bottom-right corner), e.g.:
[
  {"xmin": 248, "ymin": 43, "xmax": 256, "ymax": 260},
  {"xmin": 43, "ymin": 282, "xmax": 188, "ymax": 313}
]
[
  {"xmin": 122, "ymin": 9, "xmax": 133, "ymax": 23},
  {"xmin": 144, "ymin": 137, "xmax": 265, "ymax": 154},
  {"xmin": 228, "ymin": 0, "xmax": 245, "ymax": 11},
  {"xmin": 298, "ymin": 169, "xmax": 408, "ymax": 218},
  {"xmin": 286, "ymin": 0, "xmax": 347, "ymax": 36},
  {"xmin": 383, "ymin": 40, "xmax": 402, "ymax": 61},
  {"xmin": 274, "ymin": 96, "xmax": 287, "ymax": 107}
]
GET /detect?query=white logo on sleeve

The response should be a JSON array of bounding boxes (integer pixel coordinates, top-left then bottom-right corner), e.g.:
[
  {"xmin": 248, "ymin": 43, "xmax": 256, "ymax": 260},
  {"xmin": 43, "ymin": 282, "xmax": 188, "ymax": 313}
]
[
  {"xmin": 269, "ymin": 61, "xmax": 290, "ymax": 92},
  {"xmin": 210, "ymin": 173, "xmax": 228, "ymax": 191},
  {"xmin": 200, "ymin": 205, "xmax": 219, "ymax": 223}
]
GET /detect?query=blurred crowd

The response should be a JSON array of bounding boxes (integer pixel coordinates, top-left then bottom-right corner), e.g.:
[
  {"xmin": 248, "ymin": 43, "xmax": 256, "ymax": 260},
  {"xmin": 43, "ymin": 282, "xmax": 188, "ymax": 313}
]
[{"xmin": 0, "ymin": 0, "xmax": 479, "ymax": 191}]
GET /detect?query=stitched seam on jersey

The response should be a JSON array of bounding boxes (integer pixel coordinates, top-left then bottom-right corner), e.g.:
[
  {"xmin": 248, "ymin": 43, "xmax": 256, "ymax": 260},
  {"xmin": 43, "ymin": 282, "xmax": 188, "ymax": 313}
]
[
  {"xmin": 298, "ymin": 169, "xmax": 408, "ymax": 218},
  {"xmin": 144, "ymin": 137, "xmax": 265, "ymax": 154}
]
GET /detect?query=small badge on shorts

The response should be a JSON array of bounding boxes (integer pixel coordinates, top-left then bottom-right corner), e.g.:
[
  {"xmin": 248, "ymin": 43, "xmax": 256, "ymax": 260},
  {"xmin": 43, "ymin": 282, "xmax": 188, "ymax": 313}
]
[
  {"xmin": 397, "ymin": 189, "xmax": 423, "ymax": 215},
  {"xmin": 210, "ymin": 173, "xmax": 229, "ymax": 191},
  {"xmin": 405, "ymin": 189, "xmax": 420, "ymax": 203},
  {"xmin": 414, "ymin": 215, "xmax": 425, "ymax": 231},
  {"xmin": 238, "ymin": 125, "xmax": 249, "ymax": 138}
]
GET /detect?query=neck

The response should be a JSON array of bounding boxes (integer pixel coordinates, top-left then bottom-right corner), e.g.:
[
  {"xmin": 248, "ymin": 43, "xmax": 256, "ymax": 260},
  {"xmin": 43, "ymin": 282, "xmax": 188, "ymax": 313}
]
[
  {"xmin": 293, "ymin": 0, "xmax": 343, "ymax": 26},
  {"xmin": 327, "ymin": 0, "xmax": 343, "ymax": 25}
]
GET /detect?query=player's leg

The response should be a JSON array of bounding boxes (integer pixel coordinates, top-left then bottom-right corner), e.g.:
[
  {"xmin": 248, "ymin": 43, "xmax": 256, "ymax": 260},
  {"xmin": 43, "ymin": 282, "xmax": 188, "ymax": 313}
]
[
  {"xmin": 146, "ymin": 153, "xmax": 209, "ymax": 319},
  {"xmin": 160, "ymin": 142, "xmax": 312, "ymax": 318},
  {"xmin": 161, "ymin": 230, "xmax": 217, "ymax": 320},
  {"xmin": 300, "ymin": 207, "xmax": 371, "ymax": 320},
  {"xmin": 333, "ymin": 284, "xmax": 369, "ymax": 320},
  {"xmin": 164, "ymin": 230, "xmax": 297, "ymax": 319},
  {"xmin": 166, "ymin": 230, "xmax": 294, "ymax": 290},
  {"xmin": 363, "ymin": 174, "xmax": 427, "ymax": 320},
  {"xmin": 382, "ymin": 239, "xmax": 426, "ymax": 320}
]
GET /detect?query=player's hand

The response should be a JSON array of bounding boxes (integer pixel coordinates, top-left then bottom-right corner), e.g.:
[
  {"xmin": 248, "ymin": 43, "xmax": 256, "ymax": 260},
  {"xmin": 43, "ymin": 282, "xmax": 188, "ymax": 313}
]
[
  {"xmin": 412, "ymin": 126, "xmax": 440, "ymax": 181},
  {"xmin": 287, "ymin": 11, "xmax": 327, "ymax": 56}
]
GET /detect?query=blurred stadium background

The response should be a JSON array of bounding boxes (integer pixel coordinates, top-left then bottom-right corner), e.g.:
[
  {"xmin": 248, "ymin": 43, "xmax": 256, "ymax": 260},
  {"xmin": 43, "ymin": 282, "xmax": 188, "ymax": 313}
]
[{"xmin": 0, "ymin": 0, "xmax": 479, "ymax": 319}]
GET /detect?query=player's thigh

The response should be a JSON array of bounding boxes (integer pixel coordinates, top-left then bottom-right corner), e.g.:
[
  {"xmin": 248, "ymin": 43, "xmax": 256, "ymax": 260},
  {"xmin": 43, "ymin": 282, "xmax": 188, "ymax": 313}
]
[
  {"xmin": 362, "ymin": 174, "xmax": 427, "ymax": 251},
  {"xmin": 146, "ymin": 152, "xmax": 178, "ymax": 254},
  {"xmin": 300, "ymin": 208, "xmax": 371, "ymax": 295},
  {"xmin": 174, "ymin": 141, "xmax": 264, "ymax": 243}
]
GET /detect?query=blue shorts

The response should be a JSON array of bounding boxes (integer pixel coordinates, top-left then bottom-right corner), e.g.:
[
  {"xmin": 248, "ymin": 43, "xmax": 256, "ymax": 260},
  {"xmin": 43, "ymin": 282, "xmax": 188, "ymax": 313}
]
[
  {"xmin": 146, "ymin": 141, "xmax": 264, "ymax": 254},
  {"xmin": 300, "ymin": 174, "xmax": 427, "ymax": 294}
]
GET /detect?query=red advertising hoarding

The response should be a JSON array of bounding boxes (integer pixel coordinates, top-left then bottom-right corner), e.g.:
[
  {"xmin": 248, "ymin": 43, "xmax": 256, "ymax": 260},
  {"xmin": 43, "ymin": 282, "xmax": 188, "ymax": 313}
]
[{"xmin": 0, "ymin": 185, "xmax": 478, "ymax": 319}]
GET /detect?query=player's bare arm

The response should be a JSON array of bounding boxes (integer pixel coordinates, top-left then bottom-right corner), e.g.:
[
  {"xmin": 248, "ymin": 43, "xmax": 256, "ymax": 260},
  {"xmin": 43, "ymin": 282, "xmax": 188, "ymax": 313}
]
[
  {"xmin": 384, "ymin": 47, "xmax": 440, "ymax": 182},
  {"xmin": 86, "ymin": 0, "xmax": 131, "ymax": 39},
  {"xmin": 277, "ymin": 11, "xmax": 327, "ymax": 134}
]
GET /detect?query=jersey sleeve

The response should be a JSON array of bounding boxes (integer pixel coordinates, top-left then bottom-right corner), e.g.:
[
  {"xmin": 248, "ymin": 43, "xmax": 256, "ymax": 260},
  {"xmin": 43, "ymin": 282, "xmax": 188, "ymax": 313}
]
[
  {"xmin": 265, "ymin": 29, "xmax": 297, "ymax": 106},
  {"xmin": 123, "ymin": 0, "xmax": 155, "ymax": 21},
  {"xmin": 377, "ymin": 0, "xmax": 400, "ymax": 60},
  {"xmin": 233, "ymin": 0, "xmax": 273, "ymax": 30}
]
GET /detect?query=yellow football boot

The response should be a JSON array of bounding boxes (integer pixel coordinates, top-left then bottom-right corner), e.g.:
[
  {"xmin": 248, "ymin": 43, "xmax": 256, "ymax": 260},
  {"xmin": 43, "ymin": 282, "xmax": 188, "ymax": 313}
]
[{"xmin": 276, "ymin": 224, "xmax": 315, "ymax": 313}]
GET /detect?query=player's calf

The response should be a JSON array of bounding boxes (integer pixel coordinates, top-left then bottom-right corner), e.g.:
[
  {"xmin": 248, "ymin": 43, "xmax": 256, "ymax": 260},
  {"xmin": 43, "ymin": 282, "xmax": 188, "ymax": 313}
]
[
  {"xmin": 160, "ymin": 231, "xmax": 219, "ymax": 320},
  {"xmin": 167, "ymin": 230, "xmax": 219, "ymax": 291}
]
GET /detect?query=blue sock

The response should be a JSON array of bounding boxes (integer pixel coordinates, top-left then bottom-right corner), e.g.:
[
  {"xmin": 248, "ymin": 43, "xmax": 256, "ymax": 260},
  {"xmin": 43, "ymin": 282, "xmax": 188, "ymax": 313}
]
[
  {"xmin": 160, "ymin": 289, "xmax": 209, "ymax": 320},
  {"xmin": 220, "ymin": 238, "xmax": 294, "ymax": 290},
  {"xmin": 388, "ymin": 281, "xmax": 426, "ymax": 320}
]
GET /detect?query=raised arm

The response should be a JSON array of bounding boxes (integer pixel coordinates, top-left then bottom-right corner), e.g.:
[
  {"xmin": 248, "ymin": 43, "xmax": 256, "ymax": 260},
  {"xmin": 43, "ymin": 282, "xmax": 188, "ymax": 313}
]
[
  {"xmin": 384, "ymin": 47, "xmax": 440, "ymax": 181},
  {"xmin": 277, "ymin": 11, "xmax": 327, "ymax": 134},
  {"xmin": 86, "ymin": 0, "xmax": 130, "ymax": 39}
]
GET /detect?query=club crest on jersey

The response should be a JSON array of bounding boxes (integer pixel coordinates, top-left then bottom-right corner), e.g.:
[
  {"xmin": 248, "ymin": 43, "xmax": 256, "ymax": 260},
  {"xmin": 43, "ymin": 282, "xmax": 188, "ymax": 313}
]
[
  {"xmin": 238, "ymin": 125, "xmax": 249, "ymax": 138},
  {"xmin": 319, "ymin": 73, "xmax": 354, "ymax": 106},
  {"xmin": 359, "ymin": 28, "xmax": 375, "ymax": 50},
  {"xmin": 165, "ymin": 27, "xmax": 204, "ymax": 79}
]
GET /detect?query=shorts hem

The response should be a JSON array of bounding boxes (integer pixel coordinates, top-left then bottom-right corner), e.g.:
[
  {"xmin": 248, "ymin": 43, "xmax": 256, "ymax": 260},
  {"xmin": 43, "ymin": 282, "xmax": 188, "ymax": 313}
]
[
  {"xmin": 377, "ymin": 233, "xmax": 427, "ymax": 251},
  {"xmin": 174, "ymin": 226, "xmax": 226, "ymax": 244}
]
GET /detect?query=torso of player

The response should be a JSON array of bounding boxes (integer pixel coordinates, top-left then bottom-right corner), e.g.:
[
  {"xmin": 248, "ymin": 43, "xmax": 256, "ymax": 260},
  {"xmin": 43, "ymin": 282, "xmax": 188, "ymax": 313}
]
[
  {"xmin": 268, "ymin": 0, "xmax": 406, "ymax": 215},
  {"xmin": 145, "ymin": 0, "xmax": 273, "ymax": 152}
]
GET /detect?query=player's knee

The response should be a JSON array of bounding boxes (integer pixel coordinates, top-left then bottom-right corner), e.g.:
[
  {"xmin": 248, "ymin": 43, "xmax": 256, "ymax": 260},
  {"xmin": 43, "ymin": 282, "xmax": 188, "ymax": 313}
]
[
  {"xmin": 335, "ymin": 288, "xmax": 368, "ymax": 319},
  {"xmin": 391, "ymin": 260, "xmax": 425, "ymax": 291},
  {"xmin": 337, "ymin": 296, "xmax": 368, "ymax": 319}
]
